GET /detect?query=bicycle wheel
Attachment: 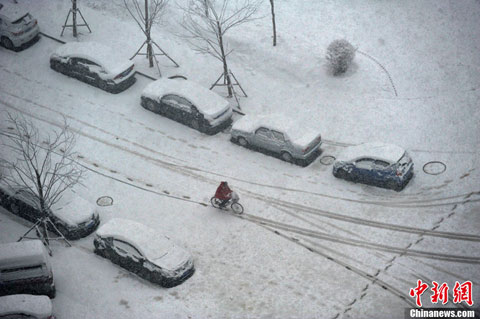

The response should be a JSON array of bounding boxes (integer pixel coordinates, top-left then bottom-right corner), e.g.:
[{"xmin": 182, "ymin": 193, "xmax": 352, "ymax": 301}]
[
  {"xmin": 231, "ymin": 202, "xmax": 244, "ymax": 214},
  {"xmin": 210, "ymin": 197, "xmax": 221, "ymax": 208}
]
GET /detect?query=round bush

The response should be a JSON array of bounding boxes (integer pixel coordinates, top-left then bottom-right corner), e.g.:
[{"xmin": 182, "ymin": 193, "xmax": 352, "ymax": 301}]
[{"xmin": 326, "ymin": 39, "xmax": 356, "ymax": 75}]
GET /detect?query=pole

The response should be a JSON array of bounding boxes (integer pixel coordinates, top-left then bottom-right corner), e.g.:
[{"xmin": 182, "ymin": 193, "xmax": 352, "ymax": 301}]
[{"xmin": 72, "ymin": 0, "xmax": 77, "ymax": 37}]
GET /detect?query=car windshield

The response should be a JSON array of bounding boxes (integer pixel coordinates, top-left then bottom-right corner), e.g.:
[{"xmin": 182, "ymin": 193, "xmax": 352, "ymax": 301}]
[
  {"xmin": 11, "ymin": 13, "xmax": 31, "ymax": 24},
  {"xmin": 398, "ymin": 152, "xmax": 411, "ymax": 166}
]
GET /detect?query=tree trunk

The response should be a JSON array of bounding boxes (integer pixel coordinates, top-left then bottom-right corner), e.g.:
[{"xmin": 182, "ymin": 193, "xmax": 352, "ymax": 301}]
[
  {"xmin": 269, "ymin": 0, "xmax": 276, "ymax": 46},
  {"xmin": 145, "ymin": 0, "xmax": 154, "ymax": 67},
  {"xmin": 72, "ymin": 0, "xmax": 77, "ymax": 37},
  {"xmin": 217, "ymin": 23, "xmax": 232, "ymax": 97}
]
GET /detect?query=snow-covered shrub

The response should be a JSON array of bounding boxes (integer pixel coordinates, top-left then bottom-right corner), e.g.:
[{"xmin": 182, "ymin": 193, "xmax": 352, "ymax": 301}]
[{"xmin": 326, "ymin": 39, "xmax": 356, "ymax": 75}]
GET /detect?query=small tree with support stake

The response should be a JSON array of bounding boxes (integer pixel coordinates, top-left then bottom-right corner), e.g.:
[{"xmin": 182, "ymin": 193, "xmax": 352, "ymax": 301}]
[
  {"xmin": 61, "ymin": 0, "xmax": 92, "ymax": 37},
  {"xmin": 180, "ymin": 0, "xmax": 259, "ymax": 107},
  {"xmin": 124, "ymin": 0, "xmax": 179, "ymax": 77},
  {"xmin": 0, "ymin": 113, "xmax": 84, "ymax": 255}
]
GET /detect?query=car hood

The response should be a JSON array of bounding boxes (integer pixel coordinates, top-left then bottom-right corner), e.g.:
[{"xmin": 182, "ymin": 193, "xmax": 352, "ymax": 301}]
[
  {"xmin": 0, "ymin": 294, "xmax": 52, "ymax": 318},
  {"xmin": 152, "ymin": 244, "xmax": 192, "ymax": 271},
  {"xmin": 52, "ymin": 193, "xmax": 98, "ymax": 226}
]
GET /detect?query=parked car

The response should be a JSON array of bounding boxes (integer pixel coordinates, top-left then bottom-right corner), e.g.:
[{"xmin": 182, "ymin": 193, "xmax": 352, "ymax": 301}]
[
  {"xmin": 50, "ymin": 41, "xmax": 136, "ymax": 93},
  {"xmin": 0, "ymin": 3, "xmax": 40, "ymax": 51},
  {"xmin": 0, "ymin": 241, "xmax": 55, "ymax": 298},
  {"xmin": 230, "ymin": 115, "xmax": 322, "ymax": 166},
  {"xmin": 0, "ymin": 294, "xmax": 54, "ymax": 319},
  {"xmin": 0, "ymin": 185, "xmax": 100, "ymax": 240},
  {"xmin": 94, "ymin": 218, "xmax": 195, "ymax": 288},
  {"xmin": 332, "ymin": 142, "xmax": 414, "ymax": 191},
  {"xmin": 141, "ymin": 79, "xmax": 233, "ymax": 135}
]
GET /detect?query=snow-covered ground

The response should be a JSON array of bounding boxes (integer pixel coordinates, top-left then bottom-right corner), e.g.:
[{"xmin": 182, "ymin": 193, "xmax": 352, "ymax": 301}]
[{"xmin": 1, "ymin": 0, "xmax": 479, "ymax": 318}]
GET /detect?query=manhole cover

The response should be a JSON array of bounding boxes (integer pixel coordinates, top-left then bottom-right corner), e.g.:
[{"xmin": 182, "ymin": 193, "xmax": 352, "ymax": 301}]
[
  {"xmin": 96, "ymin": 196, "xmax": 113, "ymax": 207},
  {"xmin": 423, "ymin": 161, "xmax": 446, "ymax": 175},
  {"xmin": 320, "ymin": 155, "xmax": 336, "ymax": 165}
]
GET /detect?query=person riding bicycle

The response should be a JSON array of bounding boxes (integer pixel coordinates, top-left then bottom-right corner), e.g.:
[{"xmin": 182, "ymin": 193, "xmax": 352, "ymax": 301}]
[{"xmin": 215, "ymin": 181, "xmax": 233, "ymax": 208}]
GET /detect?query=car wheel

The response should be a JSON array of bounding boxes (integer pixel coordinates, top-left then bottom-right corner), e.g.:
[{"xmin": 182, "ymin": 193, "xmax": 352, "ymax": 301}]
[
  {"xmin": 333, "ymin": 167, "xmax": 347, "ymax": 179},
  {"xmin": 281, "ymin": 152, "xmax": 293, "ymax": 163},
  {"xmin": 238, "ymin": 137, "xmax": 248, "ymax": 147},
  {"xmin": 1, "ymin": 37, "xmax": 14, "ymax": 50},
  {"xmin": 97, "ymin": 78, "xmax": 109, "ymax": 91},
  {"xmin": 191, "ymin": 118, "xmax": 200, "ymax": 131},
  {"xmin": 145, "ymin": 99, "xmax": 156, "ymax": 112}
]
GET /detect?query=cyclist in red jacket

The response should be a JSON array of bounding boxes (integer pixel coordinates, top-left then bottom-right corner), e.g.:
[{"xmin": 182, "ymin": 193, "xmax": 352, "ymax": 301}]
[{"xmin": 215, "ymin": 181, "xmax": 233, "ymax": 208}]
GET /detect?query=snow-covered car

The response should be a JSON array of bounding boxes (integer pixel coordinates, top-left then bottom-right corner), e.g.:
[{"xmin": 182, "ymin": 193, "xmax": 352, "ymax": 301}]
[
  {"xmin": 93, "ymin": 218, "xmax": 195, "ymax": 288},
  {"xmin": 50, "ymin": 41, "xmax": 136, "ymax": 93},
  {"xmin": 332, "ymin": 142, "xmax": 414, "ymax": 191},
  {"xmin": 0, "ymin": 185, "xmax": 100, "ymax": 240},
  {"xmin": 0, "ymin": 3, "xmax": 40, "ymax": 51},
  {"xmin": 0, "ymin": 241, "xmax": 55, "ymax": 298},
  {"xmin": 0, "ymin": 294, "xmax": 54, "ymax": 319},
  {"xmin": 141, "ymin": 79, "xmax": 233, "ymax": 135},
  {"xmin": 230, "ymin": 115, "xmax": 322, "ymax": 166}
]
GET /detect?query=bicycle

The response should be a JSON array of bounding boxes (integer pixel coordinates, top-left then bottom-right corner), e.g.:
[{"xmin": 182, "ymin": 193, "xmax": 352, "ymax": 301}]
[{"xmin": 210, "ymin": 191, "xmax": 244, "ymax": 215}]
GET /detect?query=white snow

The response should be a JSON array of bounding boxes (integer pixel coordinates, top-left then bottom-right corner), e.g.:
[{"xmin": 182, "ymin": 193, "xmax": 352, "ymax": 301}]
[
  {"xmin": 0, "ymin": 3, "xmax": 29, "ymax": 22},
  {"xmin": 231, "ymin": 114, "xmax": 321, "ymax": 148},
  {"xmin": 96, "ymin": 218, "xmax": 191, "ymax": 270},
  {"xmin": 0, "ymin": 240, "xmax": 48, "ymax": 269},
  {"xmin": 52, "ymin": 191, "xmax": 98, "ymax": 226},
  {"xmin": 0, "ymin": 294, "xmax": 52, "ymax": 318},
  {"xmin": 0, "ymin": 0, "xmax": 479, "ymax": 318},
  {"xmin": 142, "ymin": 79, "xmax": 231, "ymax": 118},
  {"xmin": 336, "ymin": 142, "xmax": 406, "ymax": 163},
  {"xmin": 51, "ymin": 41, "xmax": 133, "ymax": 76}
]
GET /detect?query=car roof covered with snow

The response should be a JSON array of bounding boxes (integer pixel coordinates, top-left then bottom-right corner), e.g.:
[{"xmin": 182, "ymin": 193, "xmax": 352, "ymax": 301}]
[
  {"xmin": 0, "ymin": 294, "xmax": 53, "ymax": 318},
  {"xmin": 142, "ymin": 79, "xmax": 230, "ymax": 118},
  {"xmin": 232, "ymin": 114, "xmax": 321, "ymax": 148},
  {"xmin": 336, "ymin": 142, "xmax": 406, "ymax": 163},
  {"xmin": 51, "ymin": 41, "xmax": 133, "ymax": 75},
  {"xmin": 0, "ymin": 240, "xmax": 49, "ymax": 269},
  {"xmin": 0, "ymin": 3, "xmax": 30, "ymax": 22},
  {"xmin": 0, "ymin": 183, "xmax": 97, "ymax": 226},
  {"xmin": 96, "ymin": 218, "xmax": 191, "ymax": 270}
]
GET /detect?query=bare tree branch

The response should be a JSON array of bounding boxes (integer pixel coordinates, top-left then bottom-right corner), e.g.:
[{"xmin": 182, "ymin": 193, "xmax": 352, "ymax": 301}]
[{"xmin": 178, "ymin": 0, "xmax": 260, "ymax": 97}]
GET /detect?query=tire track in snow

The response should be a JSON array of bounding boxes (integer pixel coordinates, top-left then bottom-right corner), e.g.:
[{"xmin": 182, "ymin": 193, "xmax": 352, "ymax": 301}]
[
  {"xmin": 3, "ymin": 86, "xmax": 479, "ymax": 209},
  {"xmin": 2, "ymin": 98, "xmax": 480, "ymax": 242},
  {"xmin": 1, "ymin": 64, "xmax": 478, "ymax": 204}
]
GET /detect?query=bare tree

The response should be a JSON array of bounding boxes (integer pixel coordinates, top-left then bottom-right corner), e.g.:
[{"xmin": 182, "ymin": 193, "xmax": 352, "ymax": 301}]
[
  {"xmin": 124, "ymin": 0, "xmax": 178, "ymax": 75},
  {"xmin": 180, "ymin": 0, "xmax": 259, "ymax": 97},
  {"xmin": 0, "ymin": 113, "xmax": 84, "ymax": 253},
  {"xmin": 269, "ymin": 0, "xmax": 276, "ymax": 46}
]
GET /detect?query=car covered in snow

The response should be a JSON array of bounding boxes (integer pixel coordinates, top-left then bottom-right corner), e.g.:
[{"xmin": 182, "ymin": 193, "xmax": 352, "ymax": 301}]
[
  {"xmin": 93, "ymin": 218, "xmax": 195, "ymax": 288},
  {"xmin": 0, "ymin": 3, "xmax": 40, "ymax": 51},
  {"xmin": 0, "ymin": 294, "xmax": 54, "ymax": 319},
  {"xmin": 332, "ymin": 142, "xmax": 414, "ymax": 191},
  {"xmin": 0, "ymin": 185, "xmax": 100, "ymax": 240},
  {"xmin": 230, "ymin": 115, "xmax": 322, "ymax": 166},
  {"xmin": 50, "ymin": 41, "xmax": 136, "ymax": 93},
  {"xmin": 141, "ymin": 79, "xmax": 233, "ymax": 135},
  {"xmin": 0, "ymin": 241, "xmax": 55, "ymax": 298}
]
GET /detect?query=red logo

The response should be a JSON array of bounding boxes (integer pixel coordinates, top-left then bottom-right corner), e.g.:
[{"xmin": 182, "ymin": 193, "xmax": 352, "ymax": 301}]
[{"xmin": 409, "ymin": 280, "xmax": 474, "ymax": 307}]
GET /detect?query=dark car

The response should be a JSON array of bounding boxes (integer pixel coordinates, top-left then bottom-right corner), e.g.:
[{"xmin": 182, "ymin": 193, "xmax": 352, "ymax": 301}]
[
  {"xmin": 332, "ymin": 142, "xmax": 414, "ymax": 191},
  {"xmin": 0, "ymin": 241, "xmax": 55, "ymax": 299},
  {"xmin": 141, "ymin": 79, "xmax": 233, "ymax": 135},
  {"xmin": 50, "ymin": 42, "xmax": 136, "ymax": 93},
  {"xmin": 94, "ymin": 218, "xmax": 195, "ymax": 288},
  {"xmin": 0, "ymin": 185, "xmax": 100, "ymax": 240},
  {"xmin": 230, "ymin": 114, "xmax": 322, "ymax": 166}
]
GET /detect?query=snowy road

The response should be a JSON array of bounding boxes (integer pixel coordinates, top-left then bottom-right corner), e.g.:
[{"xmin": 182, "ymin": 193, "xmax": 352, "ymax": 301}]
[{"xmin": 1, "ymin": 1, "xmax": 480, "ymax": 318}]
